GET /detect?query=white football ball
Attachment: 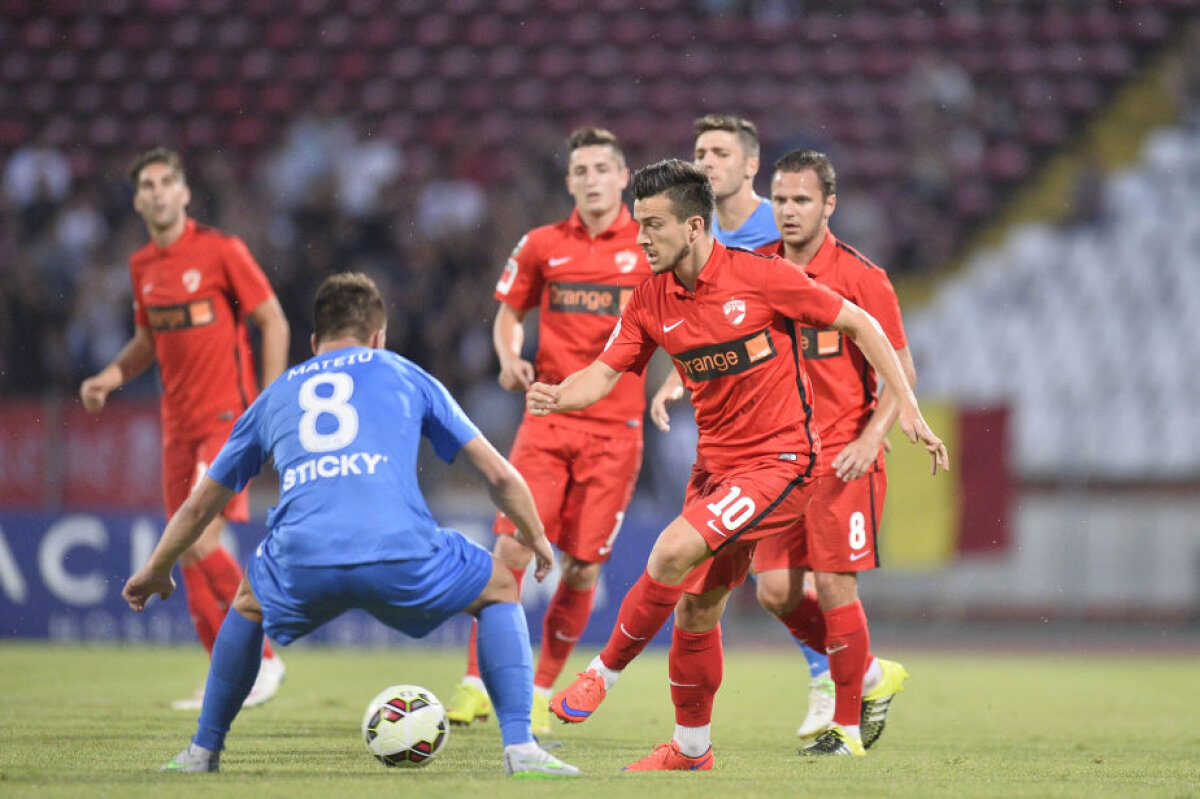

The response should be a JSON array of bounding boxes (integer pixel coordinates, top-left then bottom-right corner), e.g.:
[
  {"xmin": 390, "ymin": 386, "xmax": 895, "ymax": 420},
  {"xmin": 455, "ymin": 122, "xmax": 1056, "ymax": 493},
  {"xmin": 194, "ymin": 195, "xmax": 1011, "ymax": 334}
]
[{"xmin": 361, "ymin": 684, "xmax": 449, "ymax": 767}]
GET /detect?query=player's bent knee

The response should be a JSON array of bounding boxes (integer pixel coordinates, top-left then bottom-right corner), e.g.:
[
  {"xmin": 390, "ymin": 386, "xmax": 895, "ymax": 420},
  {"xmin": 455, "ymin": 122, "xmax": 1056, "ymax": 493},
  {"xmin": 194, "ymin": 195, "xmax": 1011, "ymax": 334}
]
[{"xmin": 231, "ymin": 578, "xmax": 263, "ymax": 623}]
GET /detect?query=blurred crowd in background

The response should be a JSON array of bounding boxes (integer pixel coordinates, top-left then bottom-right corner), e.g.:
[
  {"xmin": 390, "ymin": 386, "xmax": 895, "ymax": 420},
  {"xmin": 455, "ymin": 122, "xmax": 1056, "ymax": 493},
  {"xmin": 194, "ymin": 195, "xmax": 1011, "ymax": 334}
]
[{"xmin": 2, "ymin": 1, "xmax": 1198, "ymax": 432}]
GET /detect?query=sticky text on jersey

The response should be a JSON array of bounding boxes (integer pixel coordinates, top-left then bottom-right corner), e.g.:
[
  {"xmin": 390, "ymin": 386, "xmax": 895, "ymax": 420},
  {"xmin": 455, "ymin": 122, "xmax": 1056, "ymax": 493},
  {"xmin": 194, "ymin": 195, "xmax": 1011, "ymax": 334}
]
[{"xmin": 281, "ymin": 452, "xmax": 388, "ymax": 492}]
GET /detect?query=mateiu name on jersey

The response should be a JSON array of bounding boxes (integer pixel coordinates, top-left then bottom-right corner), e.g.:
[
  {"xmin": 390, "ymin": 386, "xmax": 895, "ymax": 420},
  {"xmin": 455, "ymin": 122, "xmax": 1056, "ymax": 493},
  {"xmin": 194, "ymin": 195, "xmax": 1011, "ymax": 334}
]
[{"xmin": 281, "ymin": 349, "xmax": 387, "ymax": 494}]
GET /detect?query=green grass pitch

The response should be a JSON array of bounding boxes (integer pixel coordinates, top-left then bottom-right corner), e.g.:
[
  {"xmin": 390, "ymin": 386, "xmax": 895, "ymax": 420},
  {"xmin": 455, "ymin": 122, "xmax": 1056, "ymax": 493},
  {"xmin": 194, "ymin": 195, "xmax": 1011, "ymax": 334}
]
[{"xmin": 1, "ymin": 643, "xmax": 1197, "ymax": 798}]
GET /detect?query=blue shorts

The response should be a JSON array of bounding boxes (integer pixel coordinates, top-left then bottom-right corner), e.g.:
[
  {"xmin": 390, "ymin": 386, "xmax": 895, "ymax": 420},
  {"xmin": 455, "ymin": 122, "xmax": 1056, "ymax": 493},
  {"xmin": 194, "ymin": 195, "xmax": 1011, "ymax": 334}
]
[{"xmin": 246, "ymin": 528, "xmax": 494, "ymax": 645}]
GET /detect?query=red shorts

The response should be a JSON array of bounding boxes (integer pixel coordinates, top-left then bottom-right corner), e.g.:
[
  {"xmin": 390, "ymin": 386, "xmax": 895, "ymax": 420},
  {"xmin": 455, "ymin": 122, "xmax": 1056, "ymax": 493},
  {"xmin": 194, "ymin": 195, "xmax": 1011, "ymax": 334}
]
[
  {"xmin": 680, "ymin": 458, "xmax": 815, "ymax": 594},
  {"xmin": 494, "ymin": 421, "xmax": 642, "ymax": 563},
  {"xmin": 752, "ymin": 468, "xmax": 886, "ymax": 574},
  {"xmin": 162, "ymin": 425, "xmax": 250, "ymax": 522}
]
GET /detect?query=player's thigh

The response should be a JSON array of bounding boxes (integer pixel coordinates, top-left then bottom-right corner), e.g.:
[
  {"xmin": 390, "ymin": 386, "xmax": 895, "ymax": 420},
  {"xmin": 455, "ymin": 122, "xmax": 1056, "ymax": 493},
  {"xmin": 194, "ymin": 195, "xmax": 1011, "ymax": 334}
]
[
  {"xmin": 557, "ymin": 432, "xmax": 642, "ymax": 563},
  {"xmin": 492, "ymin": 423, "xmax": 572, "ymax": 542},
  {"xmin": 161, "ymin": 434, "xmax": 201, "ymax": 518},
  {"xmin": 807, "ymin": 470, "xmax": 886, "ymax": 573}
]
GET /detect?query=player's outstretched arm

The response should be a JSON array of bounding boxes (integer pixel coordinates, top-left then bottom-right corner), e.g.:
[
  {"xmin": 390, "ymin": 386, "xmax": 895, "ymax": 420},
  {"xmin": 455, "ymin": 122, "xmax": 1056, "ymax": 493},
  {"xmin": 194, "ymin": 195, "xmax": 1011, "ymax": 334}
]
[
  {"xmin": 649, "ymin": 369, "xmax": 686, "ymax": 432},
  {"xmin": 527, "ymin": 360, "xmax": 622, "ymax": 416},
  {"xmin": 460, "ymin": 435, "xmax": 555, "ymax": 582},
  {"xmin": 249, "ymin": 296, "xmax": 290, "ymax": 387},
  {"xmin": 833, "ymin": 346, "xmax": 918, "ymax": 482},
  {"xmin": 831, "ymin": 301, "xmax": 949, "ymax": 475},
  {"xmin": 122, "ymin": 476, "xmax": 235, "ymax": 611},
  {"xmin": 493, "ymin": 303, "xmax": 536, "ymax": 392},
  {"xmin": 79, "ymin": 325, "xmax": 156, "ymax": 412}
]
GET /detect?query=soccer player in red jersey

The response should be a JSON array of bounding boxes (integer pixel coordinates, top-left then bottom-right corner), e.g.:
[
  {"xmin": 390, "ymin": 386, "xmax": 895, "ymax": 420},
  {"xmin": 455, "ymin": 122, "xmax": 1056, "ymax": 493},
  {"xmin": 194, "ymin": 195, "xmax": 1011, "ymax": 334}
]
[
  {"xmin": 745, "ymin": 149, "xmax": 918, "ymax": 754},
  {"xmin": 79, "ymin": 148, "xmax": 290, "ymax": 709},
  {"xmin": 539, "ymin": 159, "xmax": 948, "ymax": 769},
  {"xmin": 445, "ymin": 128, "xmax": 653, "ymax": 734}
]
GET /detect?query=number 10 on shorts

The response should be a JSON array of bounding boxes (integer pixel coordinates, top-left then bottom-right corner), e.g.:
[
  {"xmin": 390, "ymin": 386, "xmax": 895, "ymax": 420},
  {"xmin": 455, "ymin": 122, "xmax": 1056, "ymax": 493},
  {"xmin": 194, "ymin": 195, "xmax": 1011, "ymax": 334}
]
[{"xmin": 706, "ymin": 485, "xmax": 757, "ymax": 533}]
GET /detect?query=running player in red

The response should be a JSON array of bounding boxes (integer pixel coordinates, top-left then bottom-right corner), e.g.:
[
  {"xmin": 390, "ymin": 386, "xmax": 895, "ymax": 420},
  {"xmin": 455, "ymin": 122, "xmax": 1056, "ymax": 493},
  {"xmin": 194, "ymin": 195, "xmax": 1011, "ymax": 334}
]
[
  {"xmin": 746, "ymin": 149, "xmax": 916, "ymax": 754},
  {"xmin": 537, "ymin": 159, "xmax": 948, "ymax": 769},
  {"xmin": 445, "ymin": 128, "xmax": 652, "ymax": 735},
  {"xmin": 79, "ymin": 148, "xmax": 290, "ymax": 709}
]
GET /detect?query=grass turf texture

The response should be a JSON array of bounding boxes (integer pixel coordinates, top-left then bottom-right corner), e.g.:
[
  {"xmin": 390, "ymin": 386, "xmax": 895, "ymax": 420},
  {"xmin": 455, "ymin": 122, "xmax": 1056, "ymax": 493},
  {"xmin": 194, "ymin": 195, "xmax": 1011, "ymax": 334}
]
[{"xmin": 1, "ymin": 643, "xmax": 1197, "ymax": 798}]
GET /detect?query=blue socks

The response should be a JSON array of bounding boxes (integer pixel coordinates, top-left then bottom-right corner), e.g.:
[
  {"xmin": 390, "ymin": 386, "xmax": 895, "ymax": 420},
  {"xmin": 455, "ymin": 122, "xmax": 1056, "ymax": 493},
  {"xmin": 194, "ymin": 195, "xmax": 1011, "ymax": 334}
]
[
  {"xmin": 193, "ymin": 610, "xmax": 264, "ymax": 752},
  {"xmin": 475, "ymin": 602, "xmax": 534, "ymax": 747},
  {"xmin": 801, "ymin": 642, "xmax": 830, "ymax": 679}
]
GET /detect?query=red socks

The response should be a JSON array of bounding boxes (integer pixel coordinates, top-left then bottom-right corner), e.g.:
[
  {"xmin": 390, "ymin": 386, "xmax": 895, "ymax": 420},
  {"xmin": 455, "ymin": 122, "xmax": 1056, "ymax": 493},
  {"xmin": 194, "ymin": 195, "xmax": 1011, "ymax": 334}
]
[
  {"xmin": 181, "ymin": 548, "xmax": 274, "ymax": 660},
  {"xmin": 465, "ymin": 564, "xmax": 527, "ymax": 680},
  {"xmin": 535, "ymin": 582, "xmax": 596, "ymax": 689},
  {"xmin": 669, "ymin": 624, "xmax": 723, "ymax": 726},
  {"xmin": 599, "ymin": 570, "xmax": 684, "ymax": 671},
  {"xmin": 824, "ymin": 600, "xmax": 870, "ymax": 727},
  {"xmin": 778, "ymin": 589, "xmax": 827, "ymax": 650}
]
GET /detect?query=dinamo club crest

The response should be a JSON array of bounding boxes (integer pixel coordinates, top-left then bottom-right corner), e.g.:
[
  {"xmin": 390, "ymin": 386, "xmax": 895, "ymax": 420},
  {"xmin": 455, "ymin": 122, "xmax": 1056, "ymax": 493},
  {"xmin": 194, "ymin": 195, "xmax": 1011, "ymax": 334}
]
[{"xmin": 723, "ymin": 299, "xmax": 746, "ymax": 325}]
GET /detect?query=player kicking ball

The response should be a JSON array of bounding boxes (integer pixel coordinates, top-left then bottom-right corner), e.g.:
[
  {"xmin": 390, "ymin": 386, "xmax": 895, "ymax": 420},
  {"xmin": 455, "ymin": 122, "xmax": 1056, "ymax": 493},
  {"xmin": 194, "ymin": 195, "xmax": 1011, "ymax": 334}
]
[
  {"xmin": 533, "ymin": 160, "xmax": 947, "ymax": 769},
  {"xmin": 123, "ymin": 273, "xmax": 578, "ymax": 778}
]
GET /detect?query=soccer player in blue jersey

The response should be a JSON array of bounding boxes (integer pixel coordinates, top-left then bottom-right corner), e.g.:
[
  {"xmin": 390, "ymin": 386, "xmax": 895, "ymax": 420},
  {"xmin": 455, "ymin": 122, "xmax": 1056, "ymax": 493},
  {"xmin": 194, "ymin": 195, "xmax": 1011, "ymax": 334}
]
[
  {"xmin": 123, "ymin": 273, "xmax": 580, "ymax": 778},
  {"xmin": 693, "ymin": 114, "xmax": 778, "ymax": 248}
]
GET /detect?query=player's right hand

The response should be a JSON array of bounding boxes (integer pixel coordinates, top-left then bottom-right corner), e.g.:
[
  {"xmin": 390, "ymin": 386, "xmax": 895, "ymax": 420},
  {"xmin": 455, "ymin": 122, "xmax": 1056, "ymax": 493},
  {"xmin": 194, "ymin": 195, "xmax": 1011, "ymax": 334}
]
[
  {"xmin": 526, "ymin": 382, "xmax": 561, "ymax": 416},
  {"xmin": 79, "ymin": 376, "xmax": 111, "ymax": 412},
  {"xmin": 497, "ymin": 357, "xmax": 535, "ymax": 392},
  {"xmin": 649, "ymin": 384, "xmax": 685, "ymax": 432},
  {"xmin": 512, "ymin": 528, "xmax": 556, "ymax": 582},
  {"xmin": 122, "ymin": 567, "xmax": 176, "ymax": 611}
]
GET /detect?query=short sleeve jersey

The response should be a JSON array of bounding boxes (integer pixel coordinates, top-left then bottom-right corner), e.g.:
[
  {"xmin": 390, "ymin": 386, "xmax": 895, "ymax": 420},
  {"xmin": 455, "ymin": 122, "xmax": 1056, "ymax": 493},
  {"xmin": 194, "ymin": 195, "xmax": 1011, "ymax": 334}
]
[
  {"xmin": 129, "ymin": 219, "xmax": 275, "ymax": 439},
  {"xmin": 599, "ymin": 242, "xmax": 844, "ymax": 474},
  {"xmin": 713, "ymin": 197, "xmax": 778, "ymax": 250},
  {"xmin": 208, "ymin": 347, "xmax": 481, "ymax": 567},
  {"xmin": 756, "ymin": 233, "xmax": 908, "ymax": 473},
  {"xmin": 495, "ymin": 206, "xmax": 652, "ymax": 437}
]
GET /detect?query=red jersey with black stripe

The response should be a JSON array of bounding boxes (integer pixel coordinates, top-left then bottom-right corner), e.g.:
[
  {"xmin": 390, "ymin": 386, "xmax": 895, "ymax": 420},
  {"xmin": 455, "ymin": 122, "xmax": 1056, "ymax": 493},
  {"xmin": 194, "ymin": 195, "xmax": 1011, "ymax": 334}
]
[
  {"xmin": 130, "ymin": 218, "xmax": 275, "ymax": 439},
  {"xmin": 756, "ymin": 233, "xmax": 908, "ymax": 474},
  {"xmin": 495, "ymin": 206, "xmax": 652, "ymax": 438},
  {"xmin": 599, "ymin": 242, "xmax": 844, "ymax": 473}
]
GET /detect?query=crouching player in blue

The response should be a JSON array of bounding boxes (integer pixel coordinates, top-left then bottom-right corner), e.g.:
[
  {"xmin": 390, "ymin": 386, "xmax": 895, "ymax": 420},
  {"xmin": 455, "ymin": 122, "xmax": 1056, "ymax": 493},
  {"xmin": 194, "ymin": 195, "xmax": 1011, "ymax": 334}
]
[{"xmin": 123, "ymin": 272, "xmax": 580, "ymax": 778}]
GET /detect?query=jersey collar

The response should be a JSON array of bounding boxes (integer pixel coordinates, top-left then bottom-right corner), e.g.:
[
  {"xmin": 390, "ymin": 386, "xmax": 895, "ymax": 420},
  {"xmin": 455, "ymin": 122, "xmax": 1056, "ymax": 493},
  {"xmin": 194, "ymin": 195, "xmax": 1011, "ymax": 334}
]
[
  {"xmin": 803, "ymin": 230, "xmax": 838, "ymax": 279},
  {"xmin": 668, "ymin": 240, "xmax": 727, "ymax": 297},
  {"xmin": 154, "ymin": 217, "xmax": 197, "ymax": 255},
  {"xmin": 567, "ymin": 204, "xmax": 633, "ymax": 240}
]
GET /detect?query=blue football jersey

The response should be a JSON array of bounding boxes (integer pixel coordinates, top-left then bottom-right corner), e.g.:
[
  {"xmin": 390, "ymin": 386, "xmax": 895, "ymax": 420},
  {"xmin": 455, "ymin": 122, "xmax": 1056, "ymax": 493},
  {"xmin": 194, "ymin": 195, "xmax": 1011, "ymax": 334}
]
[
  {"xmin": 208, "ymin": 346, "xmax": 481, "ymax": 566},
  {"xmin": 713, "ymin": 197, "xmax": 779, "ymax": 250}
]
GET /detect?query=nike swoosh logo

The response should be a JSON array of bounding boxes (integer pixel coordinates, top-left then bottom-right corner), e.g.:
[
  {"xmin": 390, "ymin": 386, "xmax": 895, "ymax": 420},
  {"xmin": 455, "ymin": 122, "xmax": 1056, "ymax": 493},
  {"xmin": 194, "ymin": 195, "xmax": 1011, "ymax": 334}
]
[
  {"xmin": 849, "ymin": 550, "xmax": 873, "ymax": 562},
  {"xmin": 553, "ymin": 631, "xmax": 580, "ymax": 643},
  {"xmin": 548, "ymin": 256, "xmax": 571, "ymax": 267},
  {"xmin": 619, "ymin": 623, "xmax": 648, "ymax": 641},
  {"xmin": 663, "ymin": 319, "xmax": 684, "ymax": 333},
  {"xmin": 668, "ymin": 679, "xmax": 699, "ymax": 687},
  {"xmin": 706, "ymin": 519, "xmax": 728, "ymax": 537},
  {"xmin": 827, "ymin": 643, "xmax": 849, "ymax": 654}
]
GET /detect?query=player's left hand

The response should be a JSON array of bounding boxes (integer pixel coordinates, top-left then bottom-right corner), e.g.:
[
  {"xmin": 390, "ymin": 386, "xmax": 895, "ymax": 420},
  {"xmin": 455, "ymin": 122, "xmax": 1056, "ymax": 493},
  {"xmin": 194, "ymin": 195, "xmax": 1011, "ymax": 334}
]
[
  {"xmin": 832, "ymin": 435, "xmax": 883, "ymax": 482},
  {"xmin": 122, "ymin": 567, "xmax": 175, "ymax": 611},
  {"xmin": 649, "ymin": 383, "xmax": 685, "ymax": 432},
  {"xmin": 899, "ymin": 410, "xmax": 950, "ymax": 475}
]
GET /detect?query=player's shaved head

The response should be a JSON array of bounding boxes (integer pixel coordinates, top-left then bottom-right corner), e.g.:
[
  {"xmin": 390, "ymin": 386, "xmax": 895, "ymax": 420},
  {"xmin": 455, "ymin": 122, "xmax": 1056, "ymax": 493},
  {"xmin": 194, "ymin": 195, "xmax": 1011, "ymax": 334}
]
[
  {"xmin": 128, "ymin": 147, "xmax": 186, "ymax": 188},
  {"xmin": 693, "ymin": 114, "xmax": 760, "ymax": 159},
  {"xmin": 774, "ymin": 149, "xmax": 837, "ymax": 199},
  {"xmin": 632, "ymin": 159, "xmax": 714, "ymax": 229},
  {"xmin": 313, "ymin": 272, "xmax": 386, "ymax": 344}
]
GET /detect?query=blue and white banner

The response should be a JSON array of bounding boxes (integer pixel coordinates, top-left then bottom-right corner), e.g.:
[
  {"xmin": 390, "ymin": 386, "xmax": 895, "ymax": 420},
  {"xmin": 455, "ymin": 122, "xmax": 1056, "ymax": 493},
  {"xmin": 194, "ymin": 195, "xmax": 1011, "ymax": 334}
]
[{"xmin": 0, "ymin": 500, "xmax": 670, "ymax": 648}]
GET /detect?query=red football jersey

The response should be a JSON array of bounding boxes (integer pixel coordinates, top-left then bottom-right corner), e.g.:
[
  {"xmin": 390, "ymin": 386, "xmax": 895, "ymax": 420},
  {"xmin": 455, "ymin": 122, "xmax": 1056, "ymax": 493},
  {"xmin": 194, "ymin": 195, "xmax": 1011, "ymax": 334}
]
[
  {"xmin": 130, "ymin": 219, "xmax": 275, "ymax": 439},
  {"xmin": 495, "ymin": 206, "xmax": 652, "ymax": 437},
  {"xmin": 756, "ymin": 233, "xmax": 907, "ymax": 474},
  {"xmin": 600, "ymin": 242, "xmax": 844, "ymax": 473}
]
